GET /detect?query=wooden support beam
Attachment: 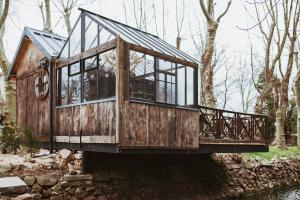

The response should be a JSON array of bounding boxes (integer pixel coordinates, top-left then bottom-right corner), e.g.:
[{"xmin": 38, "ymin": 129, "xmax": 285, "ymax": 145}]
[
  {"xmin": 56, "ymin": 38, "xmax": 117, "ymax": 69},
  {"xmin": 115, "ymin": 37, "xmax": 129, "ymax": 144},
  {"xmin": 127, "ymin": 43, "xmax": 198, "ymax": 69}
]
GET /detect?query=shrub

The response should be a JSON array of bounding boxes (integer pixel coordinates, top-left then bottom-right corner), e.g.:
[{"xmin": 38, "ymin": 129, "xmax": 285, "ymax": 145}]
[
  {"xmin": 0, "ymin": 123, "xmax": 20, "ymax": 154},
  {"xmin": 23, "ymin": 127, "xmax": 39, "ymax": 156}
]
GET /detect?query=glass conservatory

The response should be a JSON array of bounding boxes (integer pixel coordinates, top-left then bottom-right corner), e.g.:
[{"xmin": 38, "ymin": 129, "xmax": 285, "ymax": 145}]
[{"xmin": 52, "ymin": 8, "xmax": 268, "ymax": 153}]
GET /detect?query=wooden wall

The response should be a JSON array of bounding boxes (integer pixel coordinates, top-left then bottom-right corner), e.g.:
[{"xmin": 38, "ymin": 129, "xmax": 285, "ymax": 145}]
[
  {"xmin": 16, "ymin": 40, "xmax": 49, "ymax": 141},
  {"xmin": 55, "ymin": 100, "xmax": 116, "ymax": 141},
  {"xmin": 120, "ymin": 101, "xmax": 199, "ymax": 148}
]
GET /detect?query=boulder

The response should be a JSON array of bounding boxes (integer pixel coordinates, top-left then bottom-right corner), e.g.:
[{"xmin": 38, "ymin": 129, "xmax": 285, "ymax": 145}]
[
  {"xmin": 0, "ymin": 163, "xmax": 13, "ymax": 173},
  {"xmin": 31, "ymin": 184, "xmax": 42, "ymax": 194},
  {"xmin": 12, "ymin": 193, "xmax": 42, "ymax": 200},
  {"xmin": 74, "ymin": 152, "xmax": 83, "ymax": 160},
  {"xmin": 51, "ymin": 183, "xmax": 61, "ymax": 192},
  {"xmin": 0, "ymin": 177, "xmax": 28, "ymax": 194},
  {"xmin": 63, "ymin": 174, "xmax": 93, "ymax": 182},
  {"xmin": 36, "ymin": 175, "xmax": 58, "ymax": 186},
  {"xmin": 23, "ymin": 176, "xmax": 36, "ymax": 186},
  {"xmin": 59, "ymin": 149, "xmax": 72, "ymax": 160},
  {"xmin": 84, "ymin": 196, "xmax": 96, "ymax": 200},
  {"xmin": 97, "ymin": 196, "xmax": 108, "ymax": 200}
]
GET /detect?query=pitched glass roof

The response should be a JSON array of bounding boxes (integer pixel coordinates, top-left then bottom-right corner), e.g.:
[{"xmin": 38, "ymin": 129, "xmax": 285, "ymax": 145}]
[{"xmin": 59, "ymin": 8, "xmax": 198, "ymax": 65}]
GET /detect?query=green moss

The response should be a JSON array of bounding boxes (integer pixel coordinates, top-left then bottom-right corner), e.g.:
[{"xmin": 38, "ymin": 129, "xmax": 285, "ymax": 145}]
[{"xmin": 243, "ymin": 146, "xmax": 300, "ymax": 160}]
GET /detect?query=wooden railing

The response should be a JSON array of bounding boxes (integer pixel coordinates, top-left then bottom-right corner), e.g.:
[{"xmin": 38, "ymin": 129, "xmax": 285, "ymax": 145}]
[{"xmin": 198, "ymin": 106, "xmax": 268, "ymax": 144}]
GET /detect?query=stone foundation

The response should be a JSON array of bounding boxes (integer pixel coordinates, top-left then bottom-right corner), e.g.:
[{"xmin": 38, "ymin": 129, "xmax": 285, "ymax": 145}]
[{"xmin": 4, "ymin": 153, "xmax": 300, "ymax": 200}]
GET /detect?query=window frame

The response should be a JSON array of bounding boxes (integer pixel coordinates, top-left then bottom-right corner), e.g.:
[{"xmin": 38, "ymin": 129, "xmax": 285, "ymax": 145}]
[
  {"xmin": 56, "ymin": 49, "xmax": 117, "ymax": 107},
  {"xmin": 129, "ymin": 50, "xmax": 197, "ymax": 107}
]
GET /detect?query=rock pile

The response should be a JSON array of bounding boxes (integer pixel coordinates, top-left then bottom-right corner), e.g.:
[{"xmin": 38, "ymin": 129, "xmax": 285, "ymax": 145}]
[
  {"xmin": 56, "ymin": 149, "xmax": 82, "ymax": 174},
  {"xmin": 211, "ymin": 155, "xmax": 300, "ymax": 199},
  {"xmin": 11, "ymin": 174, "xmax": 95, "ymax": 200}
]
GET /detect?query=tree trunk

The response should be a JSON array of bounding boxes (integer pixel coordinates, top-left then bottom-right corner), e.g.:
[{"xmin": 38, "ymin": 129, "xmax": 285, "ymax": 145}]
[
  {"xmin": 64, "ymin": 10, "xmax": 71, "ymax": 34},
  {"xmin": 0, "ymin": 0, "xmax": 8, "ymax": 72},
  {"xmin": 295, "ymin": 83, "xmax": 300, "ymax": 148},
  {"xmin": 276, "ymin": 106, "xmax": 286, "ymax": 149},
  {"xmin": 176, "ymin": 36, "xmax": 181, "ymax": 50},
  {"xmin": 0, "ymin": 0, "xmax": 14, "ymax": 123},
  {"xmin": 201, "ymin": 21, "xmax": 218, "ymax": 108},
  {"xmin": 44, "ymin": 0, "xmax": 52, "ymax": 32}
]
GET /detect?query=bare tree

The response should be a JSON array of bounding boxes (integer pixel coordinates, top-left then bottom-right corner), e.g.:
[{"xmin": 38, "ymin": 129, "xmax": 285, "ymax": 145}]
[
  {"xmin": 53, "ymin": 0, "xmax": 80, "ymax": 34},
  {"xmin": 199, "ymin": 0, "xmax": 232, "ymax": 108},
  {"xmin": 175, "ymin": 0, "xmax": 185, "ymax": 50},
  {"xmin": 294, "ymin": 52, "xmax": 300, "ymax": 148},
  {"xmin": 250, "ymin": 0, "xmax": 300, "ymax": 148},
  {"xmin": 237, "ymin": 52, "xmax": 258, "ymax": 113},
  {"xmin": 0, "ymin": 0, "xmax": 9, "ymax": 72},
  {"xmin": 38, "ymin": 0, "xmax": 52, "ymax": 32}
]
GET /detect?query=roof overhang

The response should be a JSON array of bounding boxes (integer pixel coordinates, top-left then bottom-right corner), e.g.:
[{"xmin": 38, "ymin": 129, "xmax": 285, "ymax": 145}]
[{"xmin": 7, "ymin": 27, "xmax": 66, "ymax": 80}]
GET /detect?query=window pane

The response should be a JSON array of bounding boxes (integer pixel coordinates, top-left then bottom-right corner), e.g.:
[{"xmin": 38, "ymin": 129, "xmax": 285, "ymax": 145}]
[
  {"xmin": 83, "ymin": 69, "xmax": 97, "ymax": 101},
  {"xmin": 85, "ymin": 17, "xmax": 98, "ymax": 50},
  {"xmin": 85, "ymin": 56, "xmax": 97, "ymax": 70},
  {"xmin": 129, "ymin": 51, "xmax": 155, "ymax": 101},
  {"xmin": 99, "ymin": 28, "xmax": 114, "ymax": 45},
  {"xmin": 69, "ymin": 74, "xmax": 81, "ymax": 104},
  {"xmin": 69, "ymin": 19, "xmax": 81, "ymax": 56},
  {"xmin": 60, "ymin": 41, "xmax": 69, "ymax": 58},
  {"xmin": 69, "ymin": 62, "xmax": 80, "ymax": 75},
  {"xmin": 187, "ymin": 67, "xmax": 194, "ymax": 105},
  {"xmin": 156, "ymin": 81, "xmax": 165, "ymax": 102},
  {"xmin": 59, "ymin": 67, "xmax": 68, "ymax": 105},
  {"xmin": 177, "ymin": 67, "xmax": 185, "ymax": 105},
  {"xmin": 158, "ymin": 59, "xmax": 173, "ymax": 71},
  {"xmin": 98, "ymin": 50, "xmax": 116, "ymax": 98}
]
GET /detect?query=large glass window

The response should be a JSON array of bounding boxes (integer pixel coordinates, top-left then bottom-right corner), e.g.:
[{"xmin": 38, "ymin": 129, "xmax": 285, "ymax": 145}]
[
  {"xmin": 156, "ymin": 60, "xmax": 176, "ymax": 104},
  {"xmin": 129, "ymin": 51, "xmax": 155, "ymax": 101},
  {"xmin": 99, "ymin": 50, "xmax": 116, "ymax": 98},
  {"xmin": 129, "ymin": 50, "xmax": 196, "ymax": 106},
  {"xmin": 58, "ymin": 67, "xmax": 68, "ymax": 105},
  {"xmin": 57, "ymin": 49, "xmax": 116, "ymax": 106}
]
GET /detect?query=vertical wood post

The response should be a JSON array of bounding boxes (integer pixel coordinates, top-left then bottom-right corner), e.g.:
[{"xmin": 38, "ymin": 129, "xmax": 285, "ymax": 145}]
[
  {"xmin": 116, "ymin": 37, "xmax": 129, "ymax": 145},
  {"xmin": 49, "ymin": 60, "xmax": 54, "ymax": 153}
]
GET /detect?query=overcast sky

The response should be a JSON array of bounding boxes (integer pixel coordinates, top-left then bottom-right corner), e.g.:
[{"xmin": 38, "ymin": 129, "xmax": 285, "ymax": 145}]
[
  {"xmin": 3, "ymin": 0, "xmax": 271, "ymax": 112},
  {"xmin": 4, "ymin": 0, "xmax": 260, "ymax": 60}
]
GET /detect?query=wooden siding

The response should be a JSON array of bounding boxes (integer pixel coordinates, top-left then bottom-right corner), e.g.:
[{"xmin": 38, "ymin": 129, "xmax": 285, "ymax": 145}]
[
  {"xmin": 120, "ymin": 101, "xmax": 199, "ymax": 148},
  {"xmin": 55, "ymin": 100, "xmax": 116, "ymax": 139},
  {"xmin": 15, "ymin": 40, "xmax": 49, "ymax": 141}
]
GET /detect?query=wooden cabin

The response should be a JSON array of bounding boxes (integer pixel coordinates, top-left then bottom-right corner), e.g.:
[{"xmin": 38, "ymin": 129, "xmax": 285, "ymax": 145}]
[{"xmin": 8, "ymin": 9, "xmax": 269, "ymax": 154}]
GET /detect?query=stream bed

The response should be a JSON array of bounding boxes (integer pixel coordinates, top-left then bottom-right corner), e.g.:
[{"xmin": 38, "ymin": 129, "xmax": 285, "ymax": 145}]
[{"xmin": 242, "ymin": 186, "xmax": 300, "ymax": 200}]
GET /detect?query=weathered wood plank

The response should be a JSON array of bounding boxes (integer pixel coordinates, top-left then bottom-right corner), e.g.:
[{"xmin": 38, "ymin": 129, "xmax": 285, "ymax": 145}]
[
  {"xmin": 25, "ymin": 74, "xmax": 38, "ymax": 134},
  {"xmin": 55, "ymin": 101, "xmax": 116, "ymax": 138},
  {"xmin": 16, "ymin": 79, "xmax": 27, "ymax": 131},
  {"xmin": 127, "ymin": 43, "xmax": 198, "ymax": 69},
  {"xmin": 175, "ymin": 109, "xmax": 198, "ymax": 148},
  {"xmin": 55, "ymin": 136, "xmax": 115, "ymax": 143},
  {"xmin": 121, "ymin": 101, "xmax": 199, "ymax": 148},
  {"xmin": 56, "ymin": 39, "xmax": 117, "ymax": 69},
  {"xmin": 123, "ymin": 101, "xmax": 147, "ymax": 146},
  {"xmin": 97, "ymin": 101, "xmax": 116, "ymax": 136},
  {"xmin": 37, "ymin": 96, "xmax": 49, "ymax": 137}
]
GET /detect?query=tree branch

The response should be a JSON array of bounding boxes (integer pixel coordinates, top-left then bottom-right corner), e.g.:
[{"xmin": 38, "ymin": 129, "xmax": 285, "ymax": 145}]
[
  {"xmin": 0, "ymin": 0, "xmax": 9, "ymax": 30},
  {"xmin": 217, "ymin": 0, "xmax": 232, "ymax": 22},
  {"xmin": 199, "ymin": 0, "xmax": 211, "ymax": 21}
]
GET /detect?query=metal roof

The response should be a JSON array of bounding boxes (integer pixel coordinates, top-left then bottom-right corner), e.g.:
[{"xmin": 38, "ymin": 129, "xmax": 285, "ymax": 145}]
[
  {"xmin": 24, "ymin": 27, "xmax": 66, "ymax": 58},
  {"xmin": 8, "ymin": 27, "xmax": 66, "ymax": 78},
  {"xmin": 80, "ymin": 8, "xmax": 199, "ymax": 64}
]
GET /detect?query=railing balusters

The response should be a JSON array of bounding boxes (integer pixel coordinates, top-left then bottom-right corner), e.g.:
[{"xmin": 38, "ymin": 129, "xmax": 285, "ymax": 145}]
[{"xmin": 198, "ymin": 106, "xmax": 268, "ymax": 144}]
